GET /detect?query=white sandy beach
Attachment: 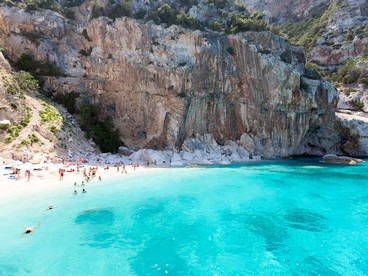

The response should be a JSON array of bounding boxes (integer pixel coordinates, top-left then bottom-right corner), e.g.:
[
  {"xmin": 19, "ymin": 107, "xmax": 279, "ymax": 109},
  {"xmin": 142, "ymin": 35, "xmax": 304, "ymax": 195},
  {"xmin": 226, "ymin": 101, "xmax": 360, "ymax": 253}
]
[{"xmin": 0, "ymin": 160, "xmax": 168, "ymax": 201}]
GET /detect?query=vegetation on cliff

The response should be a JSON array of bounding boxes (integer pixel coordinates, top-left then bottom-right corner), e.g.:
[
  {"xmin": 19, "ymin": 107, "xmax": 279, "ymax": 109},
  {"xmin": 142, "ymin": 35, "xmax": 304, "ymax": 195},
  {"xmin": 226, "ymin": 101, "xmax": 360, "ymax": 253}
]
[
  {"xmin": 0, "ymin": 62, "xmax": 59, "ymax": 149},
  {"xmin": 42, "ymin": 90, "xmax": 124, "ymax": 153},
  {"xmin": 332, "ymin": 55, "xmax": 368, "ymax": 86},
  {"xmin": 274, "ymin": 0, "xmax": 344, "ymax": 51},
  {"xmin": 16, "ymin": 53, "xmax": 64, "ymax": 78},
  {"xmin": 0, "ymin": 0, "xmax": 61, "ymax": 12},
  {"xmin": 89, "ymin": 0, "xmax": 269, "ymax": 33},
  {"xmin": 78, "ymin": 103, "xmax": 124, "ymax": 153},
  {"xmin": 0, "ymin": 0, "xmax": 268, "ymax": 33}
]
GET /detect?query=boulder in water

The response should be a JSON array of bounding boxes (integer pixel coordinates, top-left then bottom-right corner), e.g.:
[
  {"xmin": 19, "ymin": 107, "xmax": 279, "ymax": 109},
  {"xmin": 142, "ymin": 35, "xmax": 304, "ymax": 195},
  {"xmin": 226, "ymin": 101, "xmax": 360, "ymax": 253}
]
[{"xmin": 322, "ymin": 154, "xmax": 364, "ymax": 165}]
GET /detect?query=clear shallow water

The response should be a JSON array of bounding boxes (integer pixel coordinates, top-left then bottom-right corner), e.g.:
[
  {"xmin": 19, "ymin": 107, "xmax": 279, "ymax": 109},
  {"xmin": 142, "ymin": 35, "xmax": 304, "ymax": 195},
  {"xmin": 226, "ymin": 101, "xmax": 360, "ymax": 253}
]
[{"xmin": 0, "ymin": 159, "xmax": 368, "ymax": 275}]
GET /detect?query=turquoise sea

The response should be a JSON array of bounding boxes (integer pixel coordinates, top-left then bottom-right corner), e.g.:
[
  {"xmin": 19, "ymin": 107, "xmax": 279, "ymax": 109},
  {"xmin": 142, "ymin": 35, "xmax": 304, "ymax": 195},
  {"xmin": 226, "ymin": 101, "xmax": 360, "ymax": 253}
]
[{"xmin": 0, "ymin": 159, "xmax": 367, "ymax": 275}]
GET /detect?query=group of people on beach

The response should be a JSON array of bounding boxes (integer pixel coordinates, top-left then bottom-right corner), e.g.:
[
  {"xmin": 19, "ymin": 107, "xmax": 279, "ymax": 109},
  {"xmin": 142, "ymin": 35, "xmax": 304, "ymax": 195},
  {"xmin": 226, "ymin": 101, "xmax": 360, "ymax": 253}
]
[{"xmin": 16, "ymin": 158, "xmax": 155, "ymax": 237}]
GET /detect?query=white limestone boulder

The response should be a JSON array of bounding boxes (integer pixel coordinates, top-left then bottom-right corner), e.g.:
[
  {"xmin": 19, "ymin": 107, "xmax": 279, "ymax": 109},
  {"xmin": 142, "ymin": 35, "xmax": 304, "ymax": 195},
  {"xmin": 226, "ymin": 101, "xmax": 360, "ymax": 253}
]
[{"xmin": 238, "ymin": 133, "xmax": 255, "ymax": 154}]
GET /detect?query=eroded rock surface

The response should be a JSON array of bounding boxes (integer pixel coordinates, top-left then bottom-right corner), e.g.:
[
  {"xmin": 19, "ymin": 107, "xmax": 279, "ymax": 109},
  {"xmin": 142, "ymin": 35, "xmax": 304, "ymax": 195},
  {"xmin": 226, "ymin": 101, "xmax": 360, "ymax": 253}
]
[{"xmin": 0, "ymin": 5, "xmax": 363, "ymax": 158}]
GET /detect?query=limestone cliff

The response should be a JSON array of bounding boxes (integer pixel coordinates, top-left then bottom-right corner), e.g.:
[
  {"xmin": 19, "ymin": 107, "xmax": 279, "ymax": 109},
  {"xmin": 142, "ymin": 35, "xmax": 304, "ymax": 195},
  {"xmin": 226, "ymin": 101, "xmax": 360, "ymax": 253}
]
[
  {"xmin": 0, "ymin": 5, "xmax": 357, "ymax": 158},
  {"xmin": 243, "ymin": 0, "xmax": 368, "ymax": 156},
  {"xmin": 244, "ymin": 0, "xmax": 367, "ymax": 68},
  {"xmin": 244, "ymin": 0, "xmax": 332, "ymax": 22}
]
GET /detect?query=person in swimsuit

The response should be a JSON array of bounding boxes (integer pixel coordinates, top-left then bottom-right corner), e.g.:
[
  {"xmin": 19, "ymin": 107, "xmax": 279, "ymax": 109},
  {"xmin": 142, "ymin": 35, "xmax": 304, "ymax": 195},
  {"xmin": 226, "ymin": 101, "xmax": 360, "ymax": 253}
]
[{"xmin": 21, "ymin": 222, "xmax": 41, "ymax": 237}]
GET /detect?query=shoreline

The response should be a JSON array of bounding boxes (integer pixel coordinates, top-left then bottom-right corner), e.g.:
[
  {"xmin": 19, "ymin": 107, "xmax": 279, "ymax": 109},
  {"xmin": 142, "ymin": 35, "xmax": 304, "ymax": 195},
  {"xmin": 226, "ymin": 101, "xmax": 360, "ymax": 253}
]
[
  {"xmin": 0, "ymin": 155, "xmax": 337, "ymax": 201},
  {"xmin": 0, "ymin": 155, "xmax": 267, "ymax": 200},
  {"xmin": 0, "ymin": 161, "xmax": 172, "ymax": 201}
]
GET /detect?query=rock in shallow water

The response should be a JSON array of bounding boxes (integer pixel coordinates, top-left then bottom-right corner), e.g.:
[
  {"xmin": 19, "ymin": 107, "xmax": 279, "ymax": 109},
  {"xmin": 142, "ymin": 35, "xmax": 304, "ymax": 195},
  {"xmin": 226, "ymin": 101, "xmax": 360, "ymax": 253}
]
[{"xmin": 322, "ymin": 154, "xmax": 364, "ymax": 165}]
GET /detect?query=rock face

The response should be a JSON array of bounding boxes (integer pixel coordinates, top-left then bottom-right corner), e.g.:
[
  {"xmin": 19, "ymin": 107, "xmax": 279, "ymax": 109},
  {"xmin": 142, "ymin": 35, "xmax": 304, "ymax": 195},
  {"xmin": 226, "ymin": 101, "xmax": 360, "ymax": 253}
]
[
  {"xmin": 244, "ymin": 0, "xmax": 368, "ymax": 69},
  {"xmin": 0, "ymin": 5, "xmax": 362, "ymax": 158},
  {"xmin": 336, "ymin": 112, "xmax": 368, "ymax": 156},
  {"xmin": 244, "ymin": 0, "xmax": 332, "ymax": 22},
  {"xmin": 308, "ymin": 0, "xmax": 368, "ymax": 68},
  {"xmin": 127, "ymin": 134, "xmax": 259, "ymax": 166}
]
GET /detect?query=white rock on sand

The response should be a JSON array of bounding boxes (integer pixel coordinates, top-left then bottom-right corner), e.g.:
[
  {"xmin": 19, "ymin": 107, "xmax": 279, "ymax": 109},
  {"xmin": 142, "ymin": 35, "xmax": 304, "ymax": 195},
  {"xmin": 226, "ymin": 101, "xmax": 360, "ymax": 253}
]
[{"xmin": 121, "ymin": 134, "xmax": 259, "ymax": 167}]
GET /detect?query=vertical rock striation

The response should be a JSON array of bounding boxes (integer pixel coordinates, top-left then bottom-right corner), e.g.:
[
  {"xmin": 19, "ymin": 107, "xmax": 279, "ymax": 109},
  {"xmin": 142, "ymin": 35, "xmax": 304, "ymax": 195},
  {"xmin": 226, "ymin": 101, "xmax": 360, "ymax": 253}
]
[{"xmin": 0, "ymin": 6, "xmax": 346, "ymax": 158}]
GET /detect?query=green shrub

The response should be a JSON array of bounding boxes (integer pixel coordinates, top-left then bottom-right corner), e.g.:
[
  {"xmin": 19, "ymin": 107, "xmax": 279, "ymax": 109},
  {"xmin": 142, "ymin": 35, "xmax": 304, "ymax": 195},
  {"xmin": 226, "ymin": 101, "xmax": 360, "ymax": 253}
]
[
  {"xmin": 227, "ymin": 47, "xmax": 235, "ymax": 56},
  {"xmin": 0, "ymin": 123, "xmax": 10, "ymax": 131},
  {"xmin": 277, "ymin": 1, "xmax": 342, "ymax": 51},
  {"xmin": 5, "ymin": 83, "xmax": 19, "ymax": 95},
  {"xmin": 344, "ymin": 88, "xmax": 355, "ymax": 95},
  {"xmin": 10, "ymin": 102, "xmax": 17, "ymax": 109},
  {"xmin": 50, "ymin": 125, "xmax": 58, "ymax": 134},
  {"xmin": 212, "ymin": 21, "xmax": 224, "ymax": 32},
  {"xmin": 176, "ymin": 11, "xmax": 200, "ymax": 29},
  {"xmin": 39, "ymin": 104, "xmax": 62, "ymax": 123},
  {"xmin": 0, "ymin": 0, "xmax": 15, "ymax": 7},
  {"xmin": 0, "ymin": 45, "xmax": 8, "ymax": 53},
  {"xmin": 20, "ymin": 139, "xmax": 30, "ymax": 146},
  {"xmin": 28, "ymin": 133, "xmax": 40, "ymax": 144},
  {"xmin": 234, "ymin": 0, "xmax": 246, "ymax": 11},
  {"xmin": 358, "ymin": 76, "xmax": 368, "ymax": 87},
  {"xmin": 24, "ymin": 0, "xmax": 61, "ymax": 12},
  {"xmin": 78, "ymin": 103, "xmax": 124, "ymax": 152},
  {"xmin": 304, "ymin": 61, "xmax": 322, "ymax": 79},
  {"xmin": 16, "ymin": 53, "xmax": 63, "ymax": 78},
  {"xmin": 5, "ymin": 136, "xmax": 13, "ymax": 143},
  {"xmin": 20, "ymin": 111, "xmax": 31, "ymax": 127},
  {"xmin": 205, "ymin": 0, "xmax": 230, "ymax": 9},
  {"xmin": 177, "ymin": 92, "xmax": 186, "ymax": 98},
  {"xmin": 156, "ymin": 4, "xmax": 176, "ymax": 25},
  {"xmin": 336, "ymin": 56, "xmax": 368, "ymax": 84},
  {"xmin": 90, "ymin": 5, "xmax": 104, "ymax": 19},
  {"xmin": 227, "ymin": 13, "xmax": 268, "ymax": 34},
  {"xmin": 14, "ymin": 71, "xmax": 39, "ymax": 91},
  {"xmin": 269, "ymin": 24, "xmax": 283, "ymax": 36},
  {"xmin": 52, "ymin": 91, "xmax": 79, "ymax": 114},
  {"xmin": 352, "ymin": 100, "xmax": 365, "ymax": 110},
  {"xmin": 90, "ymin": 0, "xmax": 133, "ymax": 21}
]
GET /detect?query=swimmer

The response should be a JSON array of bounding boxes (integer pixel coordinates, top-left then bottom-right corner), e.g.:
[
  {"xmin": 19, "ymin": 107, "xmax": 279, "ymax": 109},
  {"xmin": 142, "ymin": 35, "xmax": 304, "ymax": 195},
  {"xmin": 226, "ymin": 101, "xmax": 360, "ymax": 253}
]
[
  {"xmin": 74, "ymin": 182, "xmax": 77, "ymax": 186},
  {"xmin": 82, "ymin": 189, "xmax": 87, "ymax": 193},
  {"xmin": 73, "ymin": 190, "xmax": 78, "ymax": 195},
  {"xmin": 48, "ymin": 204, "xmax": 55, "ymax": 210},
  {"xmin": 21, "ymin": 222, "xmax": 41, "ymax": 237},
  {"xmin": 81, "ymin": 181, "xmax": 85, "ymax": 186},
  {"xmin": 98, "ymin": 175, "xmax": 102, "ymax": 181}
]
